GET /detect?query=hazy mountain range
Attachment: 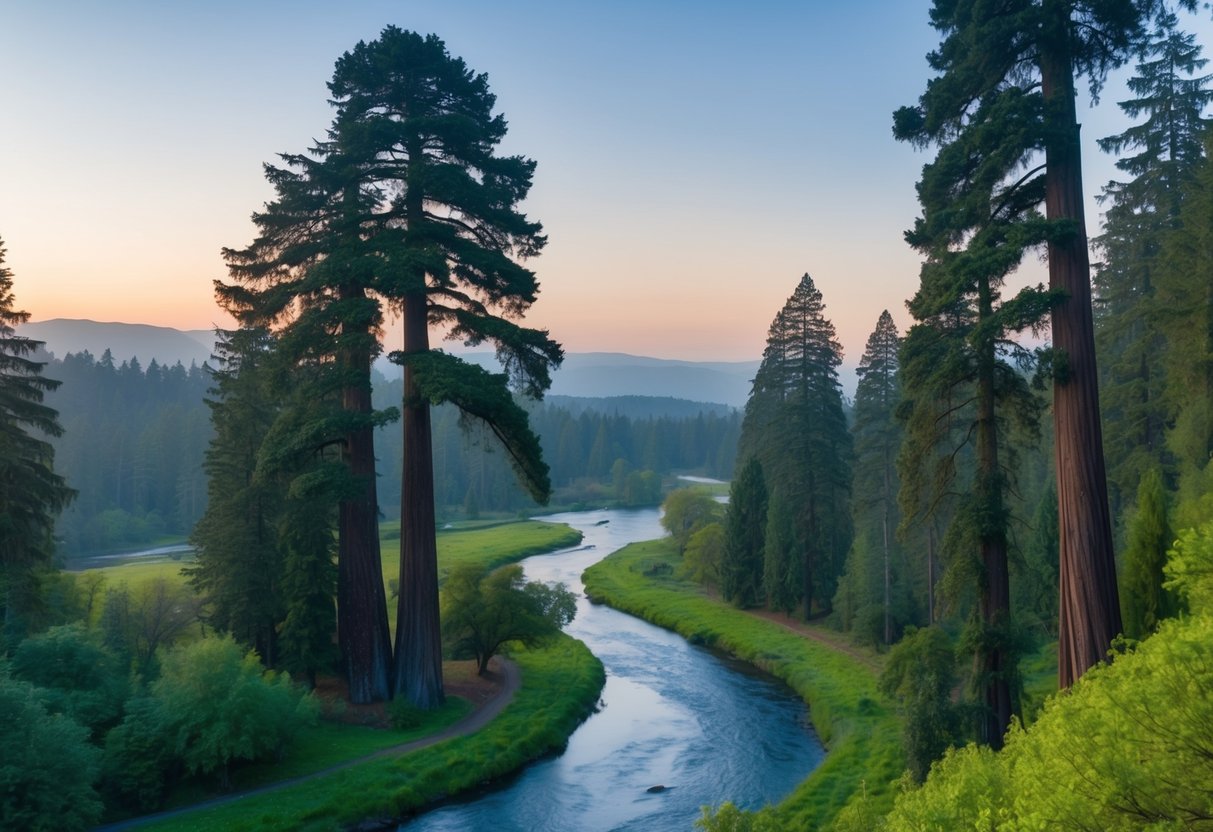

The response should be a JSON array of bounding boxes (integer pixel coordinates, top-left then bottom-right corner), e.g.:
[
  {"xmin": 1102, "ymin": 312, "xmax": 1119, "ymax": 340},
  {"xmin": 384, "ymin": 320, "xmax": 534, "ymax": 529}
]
[{"xmin": 20, "ymin": 319, "xmax": 764, "ymax": 408}]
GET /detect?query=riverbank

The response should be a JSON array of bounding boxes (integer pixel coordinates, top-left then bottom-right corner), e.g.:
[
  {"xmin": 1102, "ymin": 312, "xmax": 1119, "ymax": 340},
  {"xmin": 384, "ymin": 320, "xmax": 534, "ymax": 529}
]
[
  {"xmin": 582, "ymin": 538, "xmax": 904, "ymax": 829},
  {"xmin": 131, "ymin": 636, "xmax": 605, "ymax": 832}
]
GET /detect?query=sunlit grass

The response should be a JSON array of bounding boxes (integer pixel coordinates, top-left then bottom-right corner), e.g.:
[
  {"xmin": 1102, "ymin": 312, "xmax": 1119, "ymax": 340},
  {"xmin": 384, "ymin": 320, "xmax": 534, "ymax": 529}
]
[
  {"xmin": 138, "ymin": 637, "xmax": 605, "ymax": 832},
  {"xmin": 582, "ymin": 537, "xmax": 905, "ymax": 829}
]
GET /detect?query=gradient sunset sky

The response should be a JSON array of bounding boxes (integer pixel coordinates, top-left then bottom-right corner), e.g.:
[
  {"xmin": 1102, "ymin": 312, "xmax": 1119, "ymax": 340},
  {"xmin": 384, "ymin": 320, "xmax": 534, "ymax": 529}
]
[{"xmin": 4, "ymin": 2, "xmax": 1210, "ymax": 365}]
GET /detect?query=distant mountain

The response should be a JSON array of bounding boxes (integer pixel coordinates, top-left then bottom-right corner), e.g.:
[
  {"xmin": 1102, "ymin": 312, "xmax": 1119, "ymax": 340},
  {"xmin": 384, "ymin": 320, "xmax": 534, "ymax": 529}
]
[
  {"xmin": 20, "ymin": 319, "xmax": 216, "ymax": 368},
  {"xmin": 23, "ymin": 319, "xmax": 771, "ymax": 405},
  {"xmin": 545, "ymin": 395, "xmax": 737, "ymax": 420}
]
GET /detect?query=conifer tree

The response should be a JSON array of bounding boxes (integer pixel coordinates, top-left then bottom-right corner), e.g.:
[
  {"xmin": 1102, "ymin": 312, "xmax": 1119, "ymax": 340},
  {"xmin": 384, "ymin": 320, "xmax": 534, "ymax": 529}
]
[
  {"xmin": 896, "ymin": 0, "xmax": 1171, "ymax": 689},
  {"xmin": 851, "ymin": 311, "xmax": 903, "ymax": 644},
  {"xmin": 738, "ymin": 274, "xmax": 851, "ymax": 616},
  {"xmin": 220, "ymin": 141, "xmax": 396, "ymax": 701},
  {"xmin": 1119, "ymin": 467, "xmax": 1175, "ymax": 638},
  {"xmin": 722, "ymin": 458, "xmax": 767, "ymax": 608},
  {"xmin": 188, "ymin": 328, "xmax": 285, "ymax": 666},
  {"xmin": 764, "ymin": 489, "xmax": 801, "ymax": 615},
  {"xmin": 1094, "ymin": 11, "xmax": 1213, "ymax": 510},
  {"xmin": 0, "ymin": 237, "xmax": 74, "ymax": 640},
  {"xmin": 327, "ymin": 29, "xmax": 561, "ymax": 707}
]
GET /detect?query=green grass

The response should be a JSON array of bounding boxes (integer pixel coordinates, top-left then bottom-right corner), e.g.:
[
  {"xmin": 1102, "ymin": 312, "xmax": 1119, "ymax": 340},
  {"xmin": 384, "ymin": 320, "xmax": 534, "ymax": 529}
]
[
  {"xmin": 582, "ymin": 538, "xmax": 905, "ymax": 830},
  {"xmin": 138, "ymin": 636, "xmax": 605, "ymax": 832},
  {"xmin": 74, "ymin": 518, "xmax": 582, "ymax": 599}
]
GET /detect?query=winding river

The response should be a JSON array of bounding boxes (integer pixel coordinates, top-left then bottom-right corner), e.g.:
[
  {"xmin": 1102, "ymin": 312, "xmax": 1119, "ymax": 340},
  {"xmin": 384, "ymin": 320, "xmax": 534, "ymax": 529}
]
[{"xmin": 403, "ymin": 507, "xmax": 825, "ymax": 831}]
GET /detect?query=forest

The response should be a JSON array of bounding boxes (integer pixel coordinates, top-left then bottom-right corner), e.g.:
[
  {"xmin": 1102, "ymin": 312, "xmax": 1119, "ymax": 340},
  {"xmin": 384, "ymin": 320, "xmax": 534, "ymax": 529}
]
[{"xmin": 2, "ymin": 2, "xmax": 1213, "ymax": 830}]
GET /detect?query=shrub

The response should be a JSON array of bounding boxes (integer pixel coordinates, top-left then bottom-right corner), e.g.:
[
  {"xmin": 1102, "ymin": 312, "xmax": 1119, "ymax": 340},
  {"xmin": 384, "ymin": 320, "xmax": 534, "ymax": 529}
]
[
  {"xmin": 152, "ymin": 634, "xmax": 318, "ymax": 789},
  {"xmin": 0, "ymin": 673, "xmax": 102, "ymax": 831}
]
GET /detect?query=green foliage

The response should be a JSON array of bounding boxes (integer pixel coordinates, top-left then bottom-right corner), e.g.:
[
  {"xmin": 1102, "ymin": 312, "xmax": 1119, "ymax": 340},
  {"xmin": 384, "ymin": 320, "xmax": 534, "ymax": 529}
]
[
  {"xmin": 722, "ymin": 458, "xmax": 767, "ymax": 608},
  {"xmin": 152, "ymin": 635, "xmax": 318, "ymax": 789},
  {"xmin": 9, "ymin": 623, "xmax": 127, "ymax": 737},
  {"xmin": 583, "ymin": 537, "xmax": 903, "ymax": 830},
  {"xmin": 885, "ymin": 612, "xmax": 1213, "ymax": 831},
  {"xmin": 0, "ymin": 672, "xmax": 101, "ymax": 831},
  {"xmin": 681, "ymin": 521, "xmax": 725, "ymax": 587},
  {"xmin": 0, "ymin": 237, "xmax": 74, "ymax": 641},
  {"xmin": 661, "ymin": 487, "xmax": 723, "ymax": 553},
  {"xmin": 763, "ymin": 489, "xmax": 801, "ymax": 615},
  {"xmin": 441, "ymin": 562, "xmax": 577, "ymax": 674},
  {"xmin": 1095, "ymin": 11, "xmax": 1212, "ymax": 512},
  {"xmin": 133, "ymin": 637, "xmax": 604, "ymax": 832},
  {"xmin": 1120, "ymin": 467, "xmax": 1175, "ymax": 638},
  {"xmin": 99, "ymin": 577, "xmax": 203, "ymax": 676},
  {"xmin": 737, "ymin": 273, "xmax": 852, "ymax": 615},
  {"xmin": 1165, "ymin": 518, "xmax": 1213, "ymax": 612},
  {"xmin": 878, "ymin": 627, "xmax": 961, "ymax": 783},
  {"xmin": 102, "ymin": 695, "xmax": 176, "ymax": 812},
  {"xmin": 695, "ymin": 802, "xmax": 784, "ymax": 832}
]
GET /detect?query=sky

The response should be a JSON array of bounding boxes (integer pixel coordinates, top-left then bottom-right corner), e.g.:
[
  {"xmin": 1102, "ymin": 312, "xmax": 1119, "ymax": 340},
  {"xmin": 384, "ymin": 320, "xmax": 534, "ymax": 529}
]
[{"xmin": 3, "ymin": 1, "xmax": 1212, "ymax": 367}]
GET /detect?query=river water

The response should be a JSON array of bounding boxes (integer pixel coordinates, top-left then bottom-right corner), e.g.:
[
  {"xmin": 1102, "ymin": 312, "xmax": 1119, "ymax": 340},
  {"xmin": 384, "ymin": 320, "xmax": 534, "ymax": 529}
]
[{"xmin": 402, "ymin": 507, "xmax": 824, "ymax": 832}]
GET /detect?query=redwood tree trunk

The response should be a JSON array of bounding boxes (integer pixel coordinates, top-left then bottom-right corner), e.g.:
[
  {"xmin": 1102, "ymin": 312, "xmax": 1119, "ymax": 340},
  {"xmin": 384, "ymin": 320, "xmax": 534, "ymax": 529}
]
[
  {"xmin": 1040, "ymin": 3, "xmax": 1123, "ymax": 689},
  {"xmin": 393, "ymin": 291, "xmax": 445, "ymax": 708},
  {"xmin": 338, "ymin": 339, "xmax": 393, "ymax": 704}
]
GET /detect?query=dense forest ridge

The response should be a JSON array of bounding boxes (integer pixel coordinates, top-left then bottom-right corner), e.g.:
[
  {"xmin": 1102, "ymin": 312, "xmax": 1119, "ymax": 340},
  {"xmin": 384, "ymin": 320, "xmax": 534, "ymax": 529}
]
[
  {"xmin": 39, "ymin": 345, "xmax": 741, "ymax": 558},
  {"xmin": 19, "ymin": 318, "xmax": 780, "ymax": 407}
]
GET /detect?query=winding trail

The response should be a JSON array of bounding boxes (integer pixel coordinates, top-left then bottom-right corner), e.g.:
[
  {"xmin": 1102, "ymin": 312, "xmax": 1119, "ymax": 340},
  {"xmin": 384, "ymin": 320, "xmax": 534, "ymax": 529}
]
[{"xmin": 94, "ymin": 658, "xmax": 521, "ymax": 831}]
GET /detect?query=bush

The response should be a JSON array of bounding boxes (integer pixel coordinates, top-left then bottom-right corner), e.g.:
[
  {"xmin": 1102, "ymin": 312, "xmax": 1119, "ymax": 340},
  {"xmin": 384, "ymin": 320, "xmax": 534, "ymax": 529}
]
[
  {"xmin": 885, "ymin": 613, "xmax": 1213, "ymax": 829},
  {"xmin": 152, "ymin": 634, "xmax": 318, "ymax": 789},
  {"xmin": 9, "ymin": 622, "xmax": 127, "ymax": 737},
  {"xmin": 101, "ymin": 696, "xmax": 175, "ymax": 812},
  {"xmin": 0, "ymin": 673, "xmax": 102, "ymax": 831}
]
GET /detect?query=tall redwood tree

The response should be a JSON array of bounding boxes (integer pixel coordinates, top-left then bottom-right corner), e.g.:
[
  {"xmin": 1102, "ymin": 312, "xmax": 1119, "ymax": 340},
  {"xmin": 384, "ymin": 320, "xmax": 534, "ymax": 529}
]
[{"xmin": 328, "ymin": 29, "xmax": 561, "ymax": 707}]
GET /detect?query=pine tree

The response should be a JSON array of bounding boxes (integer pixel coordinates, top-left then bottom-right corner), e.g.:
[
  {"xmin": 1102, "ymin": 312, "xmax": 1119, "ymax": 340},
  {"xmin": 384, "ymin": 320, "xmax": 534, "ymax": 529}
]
[
  {"xmin": 187, "ymin": 328, "xmax": 285, "ymax": 665},
  {"xmin": 896, "ymin": 0, "xmax": 1165, "ymax": 690},
  {"xmin": 850, "ymin": 311, "xmax": 903, "ymax": 644},
  {"xmin": 738, "ymin": 274, "xmax": 851, "ymax": 616},
  {"xmin": 0, "ymin": 237, "xmax": 74, "ymax": 640},
  {"xmin": 1095, "ymin": 11, "xmax": 1213, "ymax": 511},
  {"xmin": 721, "ymin": 458, "xmax": 767, "ymax": 608},
  {"xmin": 763, "ymin": 489, "xmax": 801, "ymax": 615},
  {"xmin": 1119, "ymin": 467, "xmax": 1175, "ymax": 639},
  {"xmin": 220, "ymin": 136, "xmax": 396, "ymax": 702},
  {"xmin": 327, "ymin": 29, "xmax": 561, "ymax": 707}
]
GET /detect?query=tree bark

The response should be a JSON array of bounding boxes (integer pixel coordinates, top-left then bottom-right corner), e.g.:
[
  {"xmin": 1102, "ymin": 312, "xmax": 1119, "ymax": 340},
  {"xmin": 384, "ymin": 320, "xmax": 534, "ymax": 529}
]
[
  {"xmin": 338, "ymin": 335, "xmax": 393, "ymax": 704},
  {"xmin": 1040, "ymin": 1, "xmax": 1123, "ymax": 689},
  {"xmin": 393, "ymin": 290, "xmax": 446, "ymax": 708}
]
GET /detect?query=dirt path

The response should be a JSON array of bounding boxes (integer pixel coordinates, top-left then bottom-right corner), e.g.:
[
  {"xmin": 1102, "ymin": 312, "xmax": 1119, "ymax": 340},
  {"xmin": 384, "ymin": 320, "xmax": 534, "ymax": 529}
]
[{"xmin": 95, "ymin": 658, "xmax": 521, "ymax": 831}]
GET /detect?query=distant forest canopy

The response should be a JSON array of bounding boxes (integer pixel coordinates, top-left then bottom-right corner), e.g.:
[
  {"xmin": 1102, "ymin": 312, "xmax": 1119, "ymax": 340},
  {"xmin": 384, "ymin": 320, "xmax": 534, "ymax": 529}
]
[{"xmin": 41, "ymin": 350, "xmax": 740, "ymax": 558}]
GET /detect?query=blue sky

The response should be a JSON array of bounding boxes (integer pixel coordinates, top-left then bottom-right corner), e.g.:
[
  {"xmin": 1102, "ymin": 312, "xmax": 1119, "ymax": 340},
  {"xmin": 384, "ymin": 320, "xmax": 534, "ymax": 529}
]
[{"xmin": 2, "ymin": 2, "xmax": 1208, "ymax": 364}]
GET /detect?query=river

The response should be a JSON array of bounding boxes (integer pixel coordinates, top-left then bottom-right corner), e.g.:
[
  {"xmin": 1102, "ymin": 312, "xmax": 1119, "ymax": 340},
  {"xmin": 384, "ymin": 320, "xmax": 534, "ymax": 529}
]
[{"xmin": 402, "ymin": 507, "xmax": 824, "ymax": 831}]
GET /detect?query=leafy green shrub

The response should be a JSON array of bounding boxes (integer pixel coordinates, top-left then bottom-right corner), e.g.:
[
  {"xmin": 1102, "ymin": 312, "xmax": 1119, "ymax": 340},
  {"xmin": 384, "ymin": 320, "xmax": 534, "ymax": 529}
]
[
  {"xmin": 0, "ymin": 673, "xmax": 102, "ymax": 831},
  {"xmin": 152, "ymin": 634, "xmax": 318, "ymax": 789},
  {"xmin": 885, "ymin": 613, "xmax": 1213, "ymax": 830},
  {"xmin": 101, "ymin": 695, "xmax": 176, "ymax": 812},
  {"xmin": 9, "ymin": 622, "xmax": 128, "ymax": 737}
]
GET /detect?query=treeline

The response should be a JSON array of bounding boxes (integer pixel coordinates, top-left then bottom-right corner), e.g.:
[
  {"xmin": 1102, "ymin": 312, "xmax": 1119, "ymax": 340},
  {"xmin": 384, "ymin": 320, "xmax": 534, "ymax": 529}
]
[
  {"xmin": 37, "ymin": 352, "xmax": 736, "ymax": 560},
  {"xmin": 373, "ymin": 383, "xmax": 740, "ymax": 518},
  {"xmin": 45, "ymin": 350, "xmax": 211, "ymax": 557}
]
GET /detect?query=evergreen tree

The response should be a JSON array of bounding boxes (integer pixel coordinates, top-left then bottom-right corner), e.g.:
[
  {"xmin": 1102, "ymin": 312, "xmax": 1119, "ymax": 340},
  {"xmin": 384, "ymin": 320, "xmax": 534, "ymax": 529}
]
[
  {"xmin": 327, "ymin": 29, "xmax": 561, "ymax": 707},
  {"xmin": 738, "ymin": 274, "xmax": 851, "ymax": 616},
  {"xmin": 896, "ymin": 57, "xmax": 1055, "ymax": 744},
  {"xmin": 0, "ymin": 237, "xmax": 74, "ymax": 640},
  {"xmin": 721, "ymin": 458, "xmax": 767, "ymax": 608},
  {"xmin": 187, "ymin": 328, "xmax": 285, "ymax": 666},
  {"xmin": 763, "ymin": 489, "xmax": 800, "ymax": 615},
  {"xmin": 850, "ymin": 310, "xmax": 904, "ymax": 644},
  {"xmin": 1119, "ymin": 467, "xmax": 1175, "ymax": 638},
  {"xmin": 896, "ymin": 0, "xmax": 1166, "ymax": 689},
  {"xmin": 1094, "ymin": 11, "xmax": 1213, "ymax": 511}
]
